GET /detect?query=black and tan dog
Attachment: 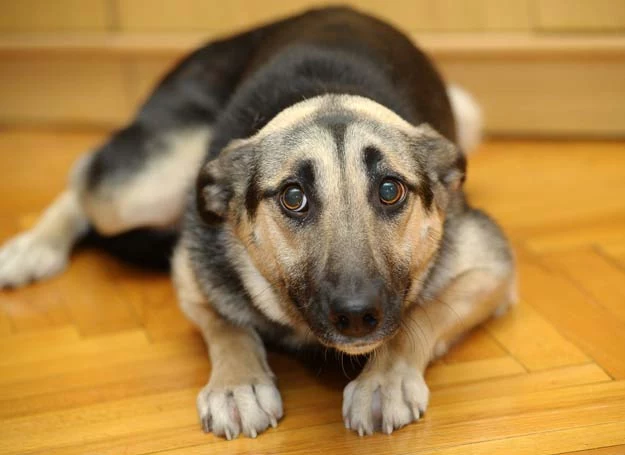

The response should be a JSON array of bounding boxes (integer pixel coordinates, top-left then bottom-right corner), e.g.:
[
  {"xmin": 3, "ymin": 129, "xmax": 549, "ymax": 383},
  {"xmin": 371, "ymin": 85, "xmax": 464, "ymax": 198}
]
[{"xmin": 0, "ymin": 7, "xmax": 516, "ymax": 439}]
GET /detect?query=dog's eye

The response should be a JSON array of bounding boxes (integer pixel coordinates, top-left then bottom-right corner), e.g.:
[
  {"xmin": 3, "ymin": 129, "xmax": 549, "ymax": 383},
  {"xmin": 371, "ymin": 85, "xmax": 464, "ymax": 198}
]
[
  {"xmin": 280, "ymin": 185, "xmax": 308, "ymax": 212},
  {"xmin": 379, "ymin": 178, "xmax": 406, "ymax": 205}
]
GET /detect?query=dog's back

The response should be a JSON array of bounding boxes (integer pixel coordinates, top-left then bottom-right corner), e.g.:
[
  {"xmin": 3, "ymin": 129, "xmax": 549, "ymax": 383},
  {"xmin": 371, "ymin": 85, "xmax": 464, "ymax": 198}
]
[{"xmin": 204, "ymin": 7, "xmax": 456, "ymax": 157}]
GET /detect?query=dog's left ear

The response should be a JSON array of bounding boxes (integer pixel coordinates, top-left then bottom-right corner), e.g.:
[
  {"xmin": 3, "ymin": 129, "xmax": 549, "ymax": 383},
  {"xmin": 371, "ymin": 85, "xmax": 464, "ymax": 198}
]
[
  {"xmin": 196, "ymin": 140, "xmax": 254, "ymax": 225},
  {"xmin": 412, "ymin": 124, "xmax": 466, "ymax": 194}
]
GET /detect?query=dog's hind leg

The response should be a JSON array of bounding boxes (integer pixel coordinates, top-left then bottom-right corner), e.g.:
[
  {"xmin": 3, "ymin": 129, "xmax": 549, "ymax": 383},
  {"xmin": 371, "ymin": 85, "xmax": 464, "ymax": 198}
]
[
  {"xmin": 0, "ymin": 27, "xmax": 272, "ymax": 288},
  {"xmin": 0, "ymin": 185, "xmax": 89, "ymax": 288}
]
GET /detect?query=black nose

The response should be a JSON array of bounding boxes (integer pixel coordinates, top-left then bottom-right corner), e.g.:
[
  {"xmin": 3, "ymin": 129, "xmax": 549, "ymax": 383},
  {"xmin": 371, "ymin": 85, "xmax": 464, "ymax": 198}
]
[{"xmin": 328, "ymin": 287, "xmax": 384, "ymax": 338}]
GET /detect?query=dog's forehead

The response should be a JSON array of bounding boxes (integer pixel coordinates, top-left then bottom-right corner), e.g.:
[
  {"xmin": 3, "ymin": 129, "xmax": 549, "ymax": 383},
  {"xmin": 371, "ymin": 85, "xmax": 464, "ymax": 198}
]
[
  {"xmin": 254, "ymin": 94, "xmax": 417, "ymax": 138},
  {"xmin": 253, "ymin": 95, "xmax": 421, "ymax": 185}
]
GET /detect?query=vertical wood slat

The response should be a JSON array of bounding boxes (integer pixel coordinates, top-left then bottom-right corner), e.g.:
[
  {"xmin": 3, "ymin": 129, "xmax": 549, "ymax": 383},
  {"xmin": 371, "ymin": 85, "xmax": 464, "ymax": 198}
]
[
  {"xmin": 0, "ymin": 56, "xmax": 132, "ymax": 126},
  {"xmin": 534, "ymin": 0, "xmax": 625, "ymax": 31},
  {"xmin": 114, "ymin": 0, "xmax": 532, "ymax": 33},
  {"xmin": 0, "ymin": 1, "xmax": 113, "ymax": 32}
]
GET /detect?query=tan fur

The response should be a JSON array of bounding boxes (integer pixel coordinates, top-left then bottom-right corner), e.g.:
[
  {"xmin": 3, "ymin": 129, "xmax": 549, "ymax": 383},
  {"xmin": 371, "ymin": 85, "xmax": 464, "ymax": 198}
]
[
  {"xmin": 227, "ymin": 96, "xmax": 446, "ymax": 352},
  {"xmin": 181, "ymin": 94, "xmax": 514, "ymax": 438},
  {"xmin": 172, "ymin": 241, "xmax": 283, "ymax": 439}
]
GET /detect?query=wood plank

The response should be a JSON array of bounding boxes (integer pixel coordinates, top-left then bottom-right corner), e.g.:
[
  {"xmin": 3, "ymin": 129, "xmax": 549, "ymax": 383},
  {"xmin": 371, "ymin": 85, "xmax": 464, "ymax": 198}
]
[
  {"xmin": 599, "ymin": 242, "xmax": 625, "ymax": 266},
  {"xmin": 0, "ymin": 355, "xmax": 208, "ymax": 419},
  {"xmin": 111, "ymin": 268, "xmax": 196, "ymax": 341},
  {"xmin": 441, "ymin": 327, "xmax": 507, "ymax": 363},
  {"xmin": 517, "ymin": 247, "xmax": 625, "ymax": 378},
  {"xmin": 5, "ymin": 379, "xmax": 625, "ymax": 454},
  {"xmin": 0, "ymin": 329, "xmax": 147, "ymax": 370},
  {"xmin": 466, "ymin": 141, "xmax": 625, "ymax": 234},
  {"xmin": 0, "ymin": 326, "xmax": 80, "ymax": 356},
  {"xmin": 558, "ymin": 445, "xmax": 625, "ymax": 455},
  {"xmin": 0, "ymin": 280, "xmax": 70, "ymax": 333},
  {"xmin": 485, "ymin": 303, "xmax": 589, "ymax": 371},
  {"xmin": 431, "ymin": 363, "xmax": 610, "ymax": 404},
  {"xmin": 404, "ymin": 422, "xmax": 625, "ymax": 455},
  {"xmin": 425, "ymin": 356, "xmax": 526, "ymax": 386},
  {"xmin": 524, "ymin": 220, "xmax": 625, "ymax": 254},
  {"xmin": 0, "ymin": 304, "xmax": 13, "ymax": 336},
  {"xmin": 0, "ymin": 336, "xmax": 206, "ymax": 399},
  {"xmin": 0, "ymin": 332, "xmax": 198, "ymax": 387},
  {"xmin": 33, "ymin": 422, "xmax": 625, "ymax": 455},
  {"xmin": 104, "ymin": 386, "xmax": 625, "ymax": 455},
  {"xmin": 56, "ymin": 252, "xmax": 142, "ymax": 336},
  {"xmin": 545, "ymin": 248, "xmax": 625, "ymax": 324},
  {"xmin": 0, "ymin": 128, "xmax": 107, "ymax": 215}
]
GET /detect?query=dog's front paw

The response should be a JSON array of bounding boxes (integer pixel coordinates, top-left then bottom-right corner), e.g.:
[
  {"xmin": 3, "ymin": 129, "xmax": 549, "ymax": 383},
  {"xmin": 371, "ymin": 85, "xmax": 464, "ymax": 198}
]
[
  {"xmin": 197, "ymin": 382, "xmax": 283, "ymax": 440},
  {"xmin": 0, "ymin": 232, "xmax": 68, "ymax": 288},
  {"xmin": 342, "ymin": 362, "xmax": 429, "ymax": 436}
]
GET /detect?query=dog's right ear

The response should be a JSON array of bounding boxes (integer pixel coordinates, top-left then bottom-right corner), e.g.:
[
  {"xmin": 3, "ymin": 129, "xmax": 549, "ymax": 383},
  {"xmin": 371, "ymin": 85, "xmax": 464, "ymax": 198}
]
[{"xmin": 196, "ymin": 140, "xmax": 252, "ymax": 225}]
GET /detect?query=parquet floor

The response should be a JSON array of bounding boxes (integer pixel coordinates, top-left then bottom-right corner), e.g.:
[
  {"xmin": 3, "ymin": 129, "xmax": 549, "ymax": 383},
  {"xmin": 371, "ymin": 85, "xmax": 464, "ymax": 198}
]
[{"xmin": 1, "ymin": 128, "xmax": 624, "ymax": 454}]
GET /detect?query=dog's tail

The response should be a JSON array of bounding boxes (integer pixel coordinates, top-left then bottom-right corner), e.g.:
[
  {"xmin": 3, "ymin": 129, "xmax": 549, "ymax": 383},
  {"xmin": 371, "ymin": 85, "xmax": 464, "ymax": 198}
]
[
  {"xmin": 447, "ymin": 84, "xmax": 483, "ymax": 154},
  {"xmin": 80, "ymin": 227, "xmax": 178, "ymax": 271}
]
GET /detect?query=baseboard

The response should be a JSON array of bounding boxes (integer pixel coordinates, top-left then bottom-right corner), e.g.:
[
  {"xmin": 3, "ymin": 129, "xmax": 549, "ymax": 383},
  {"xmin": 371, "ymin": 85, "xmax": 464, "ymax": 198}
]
[{"xmin": 1, "ymin": 32, "xmax": 624, "ymax": 137}]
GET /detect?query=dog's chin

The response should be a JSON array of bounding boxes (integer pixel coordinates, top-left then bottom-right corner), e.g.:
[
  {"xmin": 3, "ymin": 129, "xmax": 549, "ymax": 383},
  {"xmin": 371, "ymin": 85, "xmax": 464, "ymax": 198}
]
[
  {"xmin": 333, "ymin": 340, "xmax": 384, "ymax": 356},
  {"xmin": 309, "ymin": 322, "xmax": 400, "ymax": 356},
  {"xmin": 313, "ymin": 333, "xmax": 386, "ymax": 355}
]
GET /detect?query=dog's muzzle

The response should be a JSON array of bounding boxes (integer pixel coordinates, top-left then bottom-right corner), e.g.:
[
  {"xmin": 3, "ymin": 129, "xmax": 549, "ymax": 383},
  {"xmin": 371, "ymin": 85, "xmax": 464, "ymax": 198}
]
[{"xmin": 328, "ymin": 284, "xmax": 384, "ymax": 338}]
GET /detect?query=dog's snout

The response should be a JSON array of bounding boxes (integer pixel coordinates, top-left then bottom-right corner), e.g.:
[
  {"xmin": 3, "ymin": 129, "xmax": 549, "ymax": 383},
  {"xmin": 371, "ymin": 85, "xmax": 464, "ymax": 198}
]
[
  {"xmin": 330, "ymin": 303, "xmax": 381, "ymax": 338},
  {"xmin": 328, "ymin": 285, "xmax": 384, "ymax": 338}
]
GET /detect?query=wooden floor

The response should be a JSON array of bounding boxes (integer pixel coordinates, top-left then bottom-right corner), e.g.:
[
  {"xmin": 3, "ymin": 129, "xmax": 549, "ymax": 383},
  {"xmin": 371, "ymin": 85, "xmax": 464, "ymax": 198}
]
[{"xmin": 1, "ymin": 128, "xmax": 624, "ymax": 455}]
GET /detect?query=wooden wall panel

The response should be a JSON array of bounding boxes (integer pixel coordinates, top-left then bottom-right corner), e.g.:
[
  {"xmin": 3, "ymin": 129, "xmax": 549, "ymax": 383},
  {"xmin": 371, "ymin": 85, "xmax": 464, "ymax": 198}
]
[
  {"xmin": 115, "ymin": 0, "xmax": 531, "ymax": 33},
  {"xmin": 120, "ymin": 52, "xmax": 625, "ymax": 137},
  {"xmin": 0, "ymin": 1, "xmax": 112, "ymax": 32},
  {"xmin": 0, "ymin": 57, "xmax": 131, "ymax": 125},
  {"xmin": 535, "ymin": 0, "xmax": 625, "ymax": 31},
  {"xmin": 438, "ymin": 57, "xmax": 625, "ymax": 136}
]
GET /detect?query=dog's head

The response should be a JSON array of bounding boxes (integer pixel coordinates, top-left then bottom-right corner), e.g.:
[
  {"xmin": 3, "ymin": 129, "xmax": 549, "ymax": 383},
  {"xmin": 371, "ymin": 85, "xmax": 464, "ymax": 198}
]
[{"xmin": 197, "ymin": 95, "xmax": 464, "ymax": 354}]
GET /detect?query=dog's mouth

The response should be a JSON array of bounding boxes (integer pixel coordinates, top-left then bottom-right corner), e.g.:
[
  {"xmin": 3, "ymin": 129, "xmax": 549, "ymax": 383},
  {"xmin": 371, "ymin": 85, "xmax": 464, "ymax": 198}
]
[
  {"xmin": 312, "ymin": 334, "xmax": 385, "ymax": 355},
  {"xmin": 309, "ymin": 320, "xmax": 400, "ymax": 355},
  {"xmin": 333, "ymin": 339, "xmax": 385, "ymax": 355}
]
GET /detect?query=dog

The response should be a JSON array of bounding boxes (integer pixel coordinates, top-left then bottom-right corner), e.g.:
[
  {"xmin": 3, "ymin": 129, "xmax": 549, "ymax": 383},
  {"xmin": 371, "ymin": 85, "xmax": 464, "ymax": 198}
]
[{"xmin": 0, "ymin": 7, "xmax": 516, "ymax": 439}]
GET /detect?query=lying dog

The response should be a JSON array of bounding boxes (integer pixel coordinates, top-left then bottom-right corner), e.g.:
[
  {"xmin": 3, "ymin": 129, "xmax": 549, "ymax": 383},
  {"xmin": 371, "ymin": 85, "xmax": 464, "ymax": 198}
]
[{"xmin": 0, "ymin": 7, "xmax": 516, "ymax": 439}]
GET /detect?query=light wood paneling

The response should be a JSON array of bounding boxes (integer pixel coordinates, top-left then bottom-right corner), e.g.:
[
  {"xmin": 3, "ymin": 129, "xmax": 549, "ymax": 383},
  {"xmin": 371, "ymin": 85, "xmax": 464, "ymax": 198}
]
[
  {"xmin": 2, "ymin": 31, "xmax": 624, "ymax": 135},
  {"xmin": 115, "ymin": 0, "xmax": 532, "ymax": 33},
  {"xmin": 0, "ymin": 56, "xmax": 131, "ymax": 126},
  {"xmin": 0, "ymin": 1, "xmax": 112, "ymax": 32},
  {"xmin": 437, "ymin": 57, "xmax": 625, "ymax": 136},
  {"xmin": 535, "ymin": 0, "xmax": 625, "ymax": 31}
]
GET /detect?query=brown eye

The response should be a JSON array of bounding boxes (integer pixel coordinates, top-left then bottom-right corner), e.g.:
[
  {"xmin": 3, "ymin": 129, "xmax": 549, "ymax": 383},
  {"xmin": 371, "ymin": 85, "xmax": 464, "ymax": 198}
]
[
  {"xmin": 280, "ymin": 185, "xmax": 308, "ymax": 212},
  {"xmin": 379, "ymin": 178, "xmax": 406, "ymax": 205}
]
